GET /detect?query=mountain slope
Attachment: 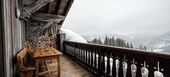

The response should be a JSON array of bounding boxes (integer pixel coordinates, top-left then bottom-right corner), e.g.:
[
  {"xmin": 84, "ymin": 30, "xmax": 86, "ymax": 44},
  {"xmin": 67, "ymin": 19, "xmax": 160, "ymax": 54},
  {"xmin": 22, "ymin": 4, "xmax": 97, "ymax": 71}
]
[{"xmin": 148, "ymin": 31, "xmax": 170, "ymax": 53}]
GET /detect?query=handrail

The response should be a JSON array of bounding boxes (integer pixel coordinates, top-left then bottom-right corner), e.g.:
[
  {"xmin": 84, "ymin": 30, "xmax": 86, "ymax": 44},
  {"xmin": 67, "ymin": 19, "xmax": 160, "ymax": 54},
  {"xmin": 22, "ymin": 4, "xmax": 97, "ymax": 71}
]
[{"xmin": 63, "ymin": 40, "xmax": 170, "ymax": 77}]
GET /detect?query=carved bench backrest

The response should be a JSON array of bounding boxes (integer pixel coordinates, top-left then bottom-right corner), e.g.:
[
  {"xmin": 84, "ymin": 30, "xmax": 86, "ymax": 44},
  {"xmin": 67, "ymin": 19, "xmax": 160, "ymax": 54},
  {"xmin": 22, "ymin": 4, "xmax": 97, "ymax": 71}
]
[
  {"xmin": 25, "ymin": 40, "xmax": 33, "ymax": 51},
  {"xmin": 17, "ymin": 47, "xmax": 28, "ymax": 70},
  {"xmin": 17, "ymin": 41, "xmax": 33, "ymax": 71},
  {"xmin": 27, "ymin": 41, "xmax": 32, "ymax": 51}
]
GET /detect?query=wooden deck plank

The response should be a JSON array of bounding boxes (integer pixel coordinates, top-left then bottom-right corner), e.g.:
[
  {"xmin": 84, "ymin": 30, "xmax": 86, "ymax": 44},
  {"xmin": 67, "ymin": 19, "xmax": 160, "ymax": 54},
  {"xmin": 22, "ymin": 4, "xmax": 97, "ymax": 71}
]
[
  {"xmin": 39, "ymin": 55, "xmax": 94, "ymax": 77},
  {"xmin": 60, "ymin": 55, "xmax": 94, "ymax": 77}
]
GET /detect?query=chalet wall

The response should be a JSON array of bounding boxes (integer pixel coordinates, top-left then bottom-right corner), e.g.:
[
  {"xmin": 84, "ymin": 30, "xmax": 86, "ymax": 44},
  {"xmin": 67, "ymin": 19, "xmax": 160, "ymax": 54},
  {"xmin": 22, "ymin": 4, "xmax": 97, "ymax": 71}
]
[
  {"xmin": 12, "ymin": 0, "xmax": 26, "ymax": 77},
  {"xmin": 1, "ymin": 0, "xmax": 13, "ymax": 77},
  {"xmin": 12, "ymin": 15, "xmax": 26, "ymax": 77},
  {"xmin": 0, "ymin": 1, "xmax": 5, "ymax": 76},
  {"xmin": 1, "ymin": 0, "xmax": 26, "ymax": 77}
]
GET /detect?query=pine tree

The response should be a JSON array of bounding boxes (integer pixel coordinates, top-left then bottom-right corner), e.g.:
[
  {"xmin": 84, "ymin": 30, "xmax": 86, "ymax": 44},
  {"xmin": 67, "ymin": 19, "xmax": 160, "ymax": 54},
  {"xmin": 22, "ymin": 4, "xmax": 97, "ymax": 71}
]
[
  {"xmin": 111, "ymin": 36, "xmax": 115, "ymax": 46},
  {"xmin": 104, "ymin": 36, "xmax": 109, "ymax": 45},
  {"xmin": 93, "ymin": 38, "xmax": 97, "ymax": 44},
  {"xmin": 108, "ymin": 38, "xmax": 112, "ymax": 45},
  {"xmin": 126, "ymin": 42, "xmax": 130, "ymax": 48},
  {"xmin": 116, "ymin": 38, "xmax": 122, "ymax": 47},
  {"xmin": 109, "ymin": 38, "xmax": 112, "ymax": 46},
  {"xmin": 122, "ymin": 39, "xmax": 126, "ymax": 47},
  {"xmin": 98, "ymin": 38, "xmax": 102, "ymax": 44},
  {"xmin": 144, "ymin": 45, "xmax": 147, "ymax": 50},
  {"xmin": 130, "ymin": 43, "xmax": 133, "ymax": 48},
  {"xmin": 139, "ymin": 45, "xmax": 143, "ymax": 49}
]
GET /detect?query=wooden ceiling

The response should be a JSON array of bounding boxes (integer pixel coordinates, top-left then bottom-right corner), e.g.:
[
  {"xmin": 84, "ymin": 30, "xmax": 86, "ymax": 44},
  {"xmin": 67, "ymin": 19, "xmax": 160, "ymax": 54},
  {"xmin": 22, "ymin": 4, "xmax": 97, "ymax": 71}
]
[
  {"xmin": 20, "ymin": 0, "xmax": 74, "ymax": 23},
  {"xmin": 37, "ymin": 0, "xmax": 73, "ymax": 16}
]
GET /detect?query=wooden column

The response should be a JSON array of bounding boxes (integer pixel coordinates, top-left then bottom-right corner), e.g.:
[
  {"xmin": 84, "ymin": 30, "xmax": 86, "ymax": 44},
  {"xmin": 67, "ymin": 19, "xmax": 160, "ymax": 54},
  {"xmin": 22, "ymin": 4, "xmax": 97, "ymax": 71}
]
[
  {"xmin": 0, "ymin": 1, "xmax": 5, "ymax": 76},
  {"xmin": 56, "ymin": 33, "xmax": 65, "ymax": 51},
  {"xmin": 1, "ymin": 0, "xmax": 14, "ymax": 77}
]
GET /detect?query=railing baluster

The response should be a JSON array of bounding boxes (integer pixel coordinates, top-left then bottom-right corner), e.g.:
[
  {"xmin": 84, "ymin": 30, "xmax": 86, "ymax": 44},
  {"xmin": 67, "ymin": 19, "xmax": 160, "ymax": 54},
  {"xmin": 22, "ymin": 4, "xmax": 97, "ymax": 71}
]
[
  {"xmin": 80, "ymin": 48, "xmax": 82, "ymax": 60},
  {"xmin": 101, "ymin": 52, "xmax": 105, "ymax": 76},
  {"xmin": 85, "ymin": 50, "xmax": 88, "ymax": 64},
  {"xmin": 74, "ymin": 48, "xmax": 76, "ymax": 59},
  {"xmin": 83, "ymin": 49, "xmax": 85, "ymax": 62},
  {"xmin": 77, "ymin": 48, "xmax": 78, "ymax": 59},
  {"xmin": 82, "ymin": 49, "xmax": 85, "ymax": 62},
  {"xmin": 106, "ymin": 52, "xmax": 111, "ymax": 76},
  {"xmin": 81, "ymin": 46, "xmax": 83, "ymax": 61},
  {"xmin": 84, "ymin": 50, "xmax": 85, "ymax": 62},
  {"xmin": 94, "ymin": 50, "xmax": 97, "ymax": 68},
  {"xmin": 82, "ymin": 49, "xmax": 84, "ymax": 61},
  {"xmin": 89, "ymin": 51, "xmax": 92, "ymax": 66},
  {"xmin": 112, "ymin": 52, "xmax": 115, "ymax": 77},
  {"xmin": 79, "ymin": 48, "xmax": 81, "ymax": 60},
  {"xmin": 91, "ymin": 51, "xmax": 94, "ymax": 67},
  {"xmin": 98, "ymin": 51, "xmax": 102, "ymax": 77},
  {"xmin": 88, "ymin": 50, "xmax": 90, "ymax": 66}
]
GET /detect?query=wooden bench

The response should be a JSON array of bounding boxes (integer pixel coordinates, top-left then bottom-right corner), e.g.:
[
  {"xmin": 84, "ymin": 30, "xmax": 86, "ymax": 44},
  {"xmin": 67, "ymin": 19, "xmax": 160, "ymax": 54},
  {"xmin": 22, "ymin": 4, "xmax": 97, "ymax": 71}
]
[{"xmin": 17, "ymin": 41, "xmax": 35, "ymax": 77}]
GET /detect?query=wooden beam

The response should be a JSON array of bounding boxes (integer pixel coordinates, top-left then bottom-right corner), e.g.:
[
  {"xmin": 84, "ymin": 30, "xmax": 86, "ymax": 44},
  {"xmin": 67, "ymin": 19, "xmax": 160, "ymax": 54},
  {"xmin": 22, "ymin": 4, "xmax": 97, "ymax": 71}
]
[
  {"xmin": 22, "ymin": 0, "xmax": 35, "ymax": 6},
  {"xmin": 57, "ymin": 0, "xmax": 68, "ymax": 15},
  {"xmin": 48, "ymin": 3, "xmax": 51, "ymax": 13},
  {"xmin": 63, "ymin": 0, "xmax": 74, "ymax": 16},
  {"xmin": 19, "ymin": 0, "xmax": 54, "ymax": 19},
  {"xmin": 32, "ymin": 22, "xmax": 54, "ymax": 35},
  {"xmin": 48, "ymin": 1, "xmax": 57, "ymax": 14},
  {"xmin": 59, "ymin": 0, "xmax": 73, "ymax": 25},
  {"xmin": 55, "ymin": 0, "xmax": 62, "ymax": 14},
  {"xmin": 31, "ymin": 13, "xmax": 65, "ymax": 23}
]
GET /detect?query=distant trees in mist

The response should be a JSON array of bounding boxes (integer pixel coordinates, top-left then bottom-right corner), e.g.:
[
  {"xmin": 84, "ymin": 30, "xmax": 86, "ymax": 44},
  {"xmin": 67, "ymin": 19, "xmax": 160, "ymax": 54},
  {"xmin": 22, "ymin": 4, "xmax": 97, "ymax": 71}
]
[{"xmin": 88, "ymin": 36, "xmax": 148, "ymax": 50}]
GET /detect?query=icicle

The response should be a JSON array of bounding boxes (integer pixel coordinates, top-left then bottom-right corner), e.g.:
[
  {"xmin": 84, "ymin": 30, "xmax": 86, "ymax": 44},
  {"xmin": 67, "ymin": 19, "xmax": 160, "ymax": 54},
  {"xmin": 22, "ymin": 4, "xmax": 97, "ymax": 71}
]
[
  {"xmin": 141, "ymin": 61, "xmax": 149, "ymax": 77},
  {"xmin": 131, "ymin": 59, "xmax": 137, "ymax": 77},
  {"xmin": 115, "ymin": 57, "xmax": 120, "ymax": 77},
  {"xmin": 122, "ymin": 55, "xmax": 128, "ymax": 77},
  {"xmin": 154, "ymin": 61, "xmax": 164, "ymax": 77}
]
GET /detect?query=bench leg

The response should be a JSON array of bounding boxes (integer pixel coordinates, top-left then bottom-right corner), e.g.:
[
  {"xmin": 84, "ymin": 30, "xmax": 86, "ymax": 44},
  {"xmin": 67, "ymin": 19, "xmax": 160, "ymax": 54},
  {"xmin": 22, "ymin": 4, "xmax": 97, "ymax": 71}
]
[
  {"xmin": 58, "ymin": 56, "xmax": 60, "ymax": 77},
  {"xmin": 45, "ymin": 60, "xmax": 51, "ymax": 77},
  {"xmin": 35, "ymin": 59, "xmax": 39, "ymax": 77}
]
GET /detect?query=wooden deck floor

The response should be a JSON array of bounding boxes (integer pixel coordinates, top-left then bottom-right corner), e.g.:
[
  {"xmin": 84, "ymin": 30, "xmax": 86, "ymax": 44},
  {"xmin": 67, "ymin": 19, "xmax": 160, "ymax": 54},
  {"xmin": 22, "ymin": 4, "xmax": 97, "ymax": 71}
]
[
  {"xmin": 39, "ymin": 55, "xmax": 94, "ymax": 77},
  {"xmin": 60, "ymin": 55, "xmax": 94, "ymax": 77}
]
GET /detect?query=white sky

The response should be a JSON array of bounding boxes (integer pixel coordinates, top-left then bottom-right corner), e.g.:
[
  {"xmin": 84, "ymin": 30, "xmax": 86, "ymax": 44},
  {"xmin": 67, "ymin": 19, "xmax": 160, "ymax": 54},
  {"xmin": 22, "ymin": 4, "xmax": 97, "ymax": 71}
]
[{"xmin": 62, "ymin": 0, "xmax": 170, "ymax": 35}]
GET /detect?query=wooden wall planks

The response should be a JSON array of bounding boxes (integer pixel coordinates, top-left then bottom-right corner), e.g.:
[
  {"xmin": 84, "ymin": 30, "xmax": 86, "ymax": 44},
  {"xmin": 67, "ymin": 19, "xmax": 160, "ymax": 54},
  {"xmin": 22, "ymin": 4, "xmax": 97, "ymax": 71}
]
[{"xmin": 0, "ymin": 1, "xmax": 5, "ymax": 76}]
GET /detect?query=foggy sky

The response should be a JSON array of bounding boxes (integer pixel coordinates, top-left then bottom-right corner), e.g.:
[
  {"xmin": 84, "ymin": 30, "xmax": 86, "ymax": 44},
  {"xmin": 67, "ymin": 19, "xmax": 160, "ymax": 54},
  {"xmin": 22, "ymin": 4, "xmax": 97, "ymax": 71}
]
[{"xmin": 62, "ymin": 0, "xmax": 170, "ymax": 35}]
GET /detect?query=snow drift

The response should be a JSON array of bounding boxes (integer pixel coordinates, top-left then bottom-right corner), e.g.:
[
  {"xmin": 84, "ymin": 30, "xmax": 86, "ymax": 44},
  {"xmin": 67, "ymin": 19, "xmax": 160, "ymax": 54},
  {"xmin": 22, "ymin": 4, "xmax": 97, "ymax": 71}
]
[{"xmin": 59, "ymin": 28, "xmax": 87, "ymax": 43}]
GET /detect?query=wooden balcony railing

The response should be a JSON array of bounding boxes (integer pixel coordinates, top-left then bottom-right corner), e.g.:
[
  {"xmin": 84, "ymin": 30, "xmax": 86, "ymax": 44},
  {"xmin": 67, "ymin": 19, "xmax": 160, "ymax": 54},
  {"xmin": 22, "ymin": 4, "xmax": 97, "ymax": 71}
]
[{"xmin": 63, "ymin": 41, "xmax": 170, "ymax": 77}]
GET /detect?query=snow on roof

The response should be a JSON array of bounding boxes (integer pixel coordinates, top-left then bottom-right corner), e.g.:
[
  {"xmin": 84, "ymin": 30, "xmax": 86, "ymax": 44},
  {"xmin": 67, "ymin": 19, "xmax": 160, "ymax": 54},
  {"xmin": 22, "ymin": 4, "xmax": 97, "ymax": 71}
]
[{"xmin": 59, "ymin": 28, "xmax": 87, "ymax": 43}]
